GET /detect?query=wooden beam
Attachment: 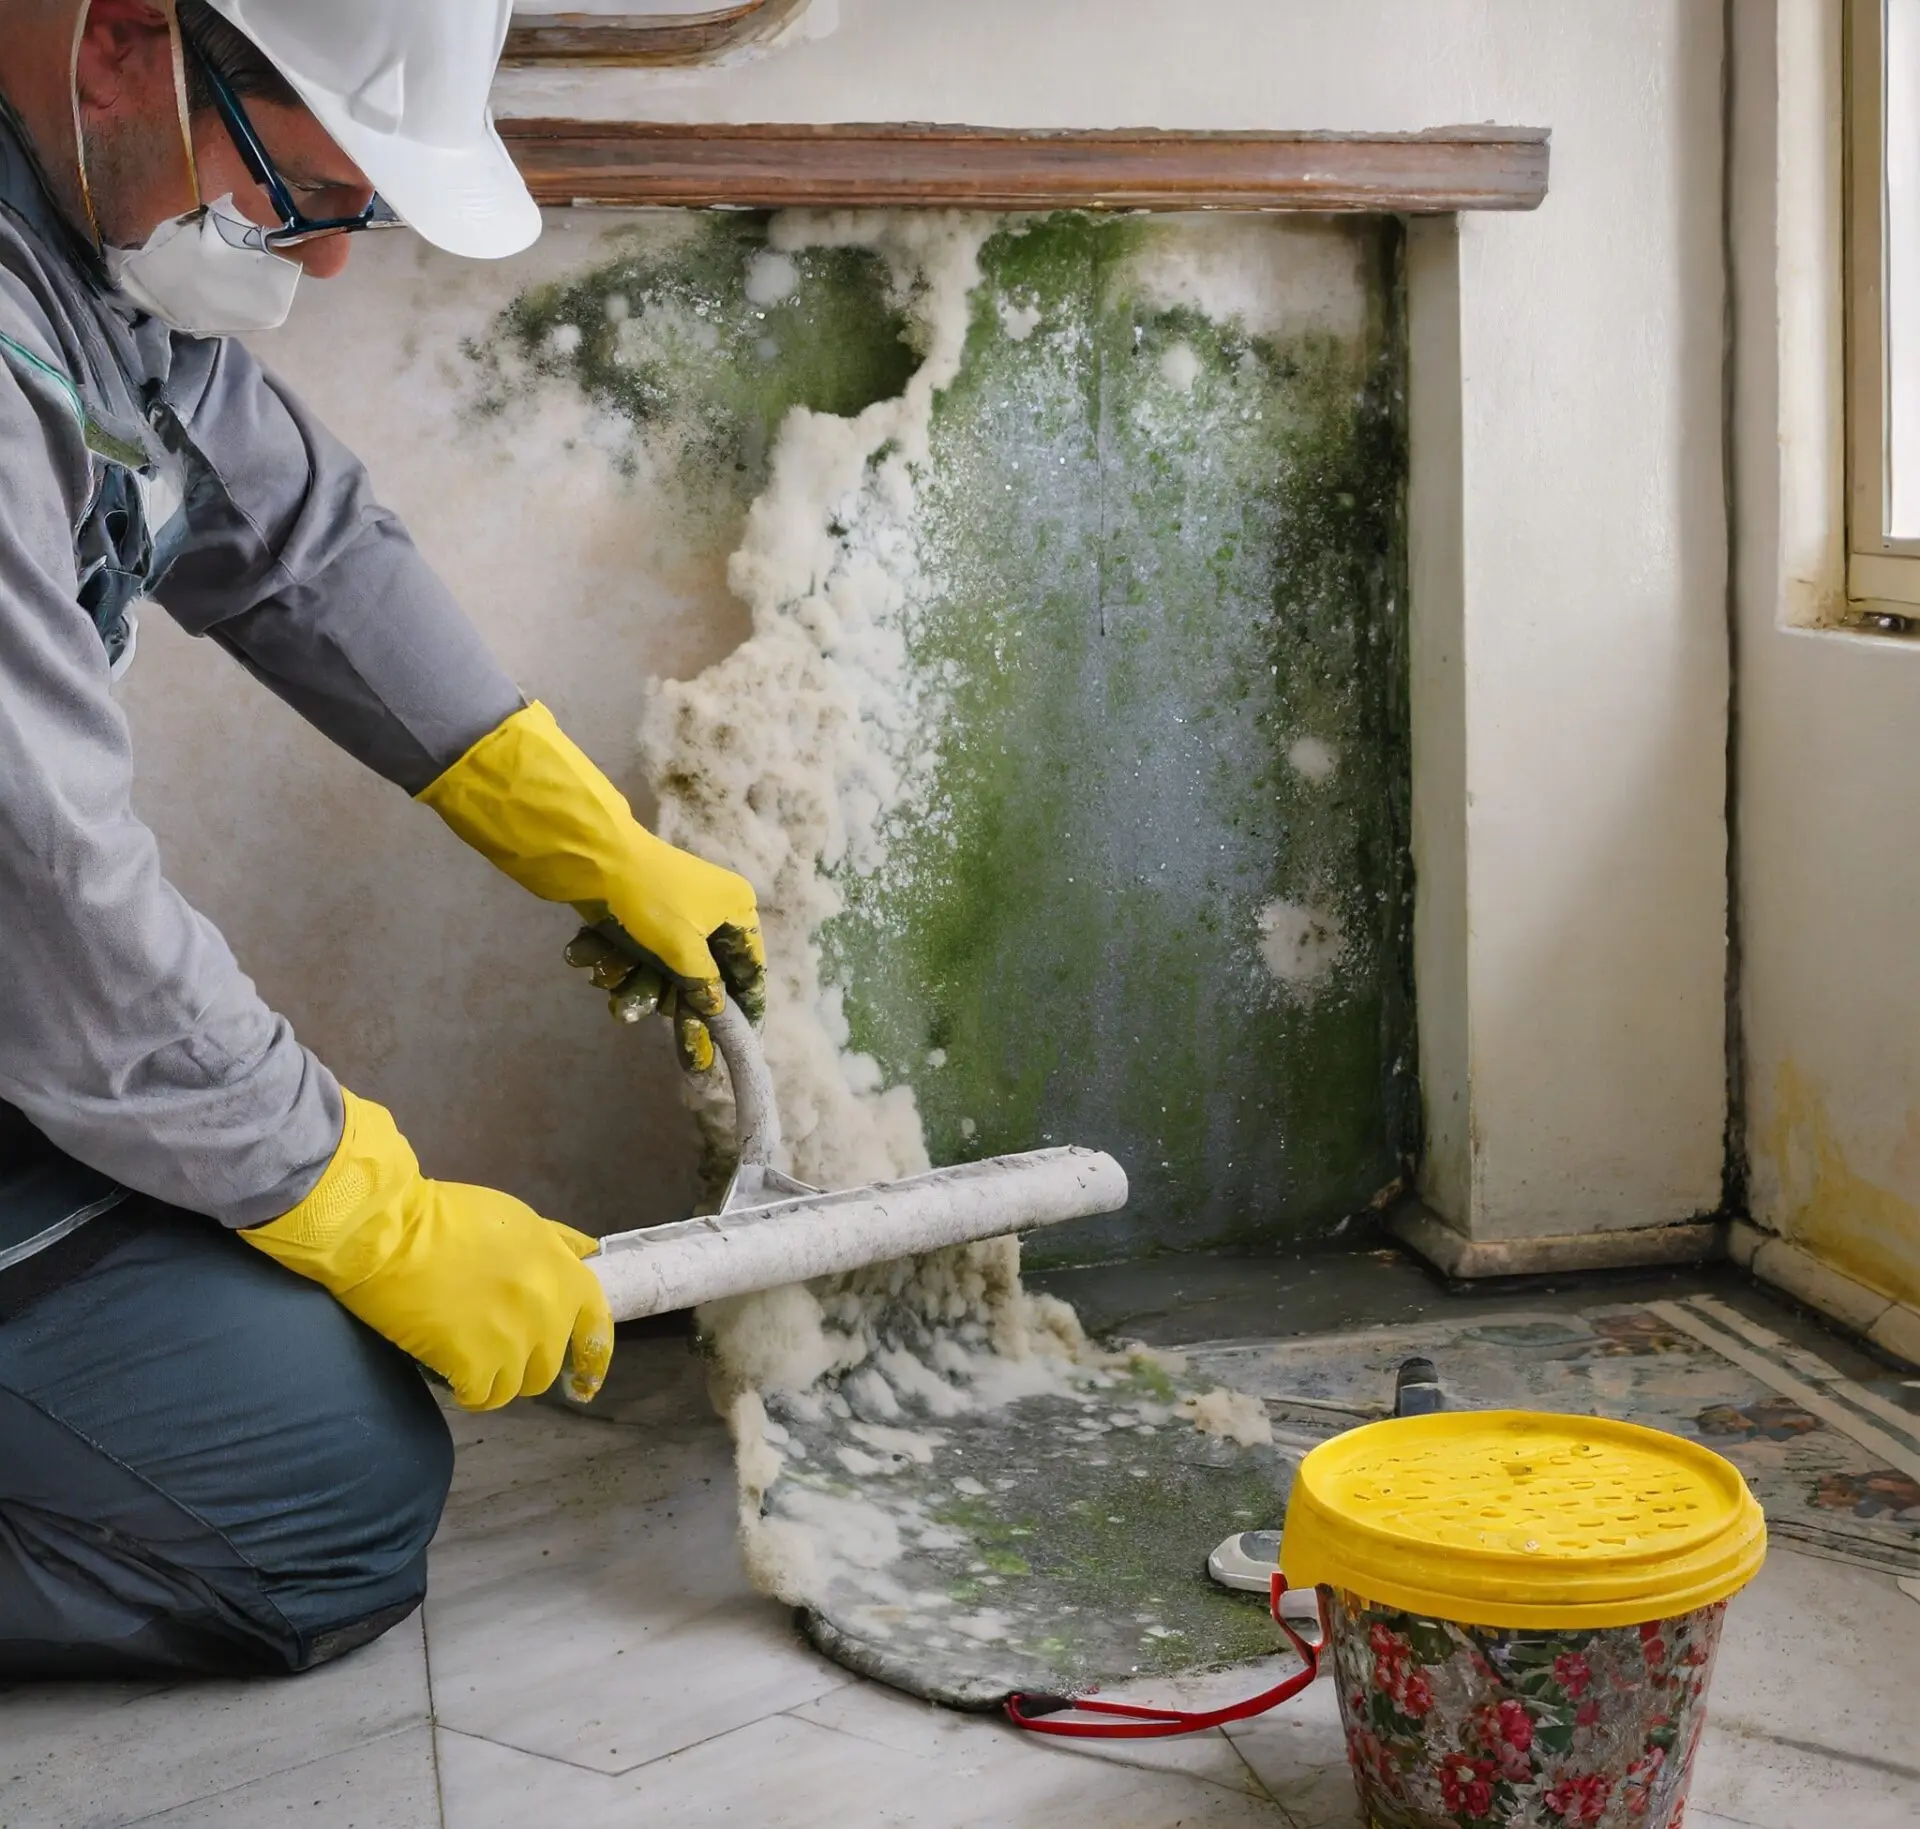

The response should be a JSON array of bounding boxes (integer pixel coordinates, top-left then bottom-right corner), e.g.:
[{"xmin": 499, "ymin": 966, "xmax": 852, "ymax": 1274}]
[
  {"xmin": 503, "ymin": 1, "xmax": 809, "ymax": 67},
  {"xmin": 500, "ymin": 121, "xmax": 1550, "ymax": 213}
]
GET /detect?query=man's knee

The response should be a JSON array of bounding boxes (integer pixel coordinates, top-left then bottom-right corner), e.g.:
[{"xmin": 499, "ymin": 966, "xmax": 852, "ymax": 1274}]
[
  {"xmin": 280, "ymin": 1381, "xmax": 453, "ymax": 1668},
  {"xmin": 0, "ymin": 1212, "xmax": 455, "ymax": 1676},
  {"xmin": 0, "ymin": 1355, "xmax": 450, "ymax": 1677},
  {"xmin": 213, "ymin": 1268, "xmax": 456, "ymax": 1665},
  {"xmin": 310, "ymin": 1358, "xmax": 455, "ymax": 1590}
]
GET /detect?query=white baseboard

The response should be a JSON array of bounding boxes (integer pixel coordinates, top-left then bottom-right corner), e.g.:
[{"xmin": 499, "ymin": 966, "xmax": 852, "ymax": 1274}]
[
  {"xmin": 1729, "ymin": 1220, "xmax": 1920, "ymax": 1368},
  {"xmin": 1388, "ymin": 1202, "xmax": 1725, "ymax": 1278}
]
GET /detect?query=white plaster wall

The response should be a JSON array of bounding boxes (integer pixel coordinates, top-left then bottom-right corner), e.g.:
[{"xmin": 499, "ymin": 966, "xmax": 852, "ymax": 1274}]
[
  {"xmin": 1731, "ymin": 0, "xmax": 1920, "ymax": 1310},
  {"xmin": 124, "ymin": 0, "xmax": 1729, "ymax": 1242}
]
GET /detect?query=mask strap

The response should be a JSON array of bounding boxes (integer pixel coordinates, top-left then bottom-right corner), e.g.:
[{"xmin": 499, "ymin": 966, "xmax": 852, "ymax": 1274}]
[
  {"xmin": 157, "ymin": 0, "xmax": 202, "ymax": 210},
  {"xmin": 69, "ymin": 1, "xmax": 101, "ymax": 245},
  {"xmin": 71, "ymin": 0, "xmax": 204, "ymax": 252}
]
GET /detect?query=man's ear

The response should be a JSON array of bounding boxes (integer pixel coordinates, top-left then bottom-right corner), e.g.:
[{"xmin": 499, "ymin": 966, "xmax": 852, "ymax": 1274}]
[{"xmin": 74, "ymin": 0, "xmax": 176, "ymax": 114}]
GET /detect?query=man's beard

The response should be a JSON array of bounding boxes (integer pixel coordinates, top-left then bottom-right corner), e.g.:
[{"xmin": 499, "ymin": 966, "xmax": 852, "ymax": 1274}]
[{"xmin": 79, "ymin": 103, "xmax": 196, "ymax": 250}]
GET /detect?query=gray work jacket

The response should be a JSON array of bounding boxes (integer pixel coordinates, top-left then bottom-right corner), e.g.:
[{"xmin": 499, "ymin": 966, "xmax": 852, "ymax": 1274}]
[{"xmin": 0, "ymin": 103, "xmax": 523, "ymax": 1261}]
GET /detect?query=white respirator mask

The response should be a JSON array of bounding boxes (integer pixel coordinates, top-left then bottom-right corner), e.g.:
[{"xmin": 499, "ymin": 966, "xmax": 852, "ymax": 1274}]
[
  {"xmin": 102, "ymin": 193, "xmax": 301, "ymax": 337},
  {"xmin": 72, "ymin": 0, "xmax": 311, "ymax": 338}
]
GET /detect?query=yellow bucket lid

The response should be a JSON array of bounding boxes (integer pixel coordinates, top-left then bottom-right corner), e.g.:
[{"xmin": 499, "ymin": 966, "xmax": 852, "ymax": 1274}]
[{"xmin": 1280, "ymin": 1411, "xmax": 1767, "ymax": 1630}]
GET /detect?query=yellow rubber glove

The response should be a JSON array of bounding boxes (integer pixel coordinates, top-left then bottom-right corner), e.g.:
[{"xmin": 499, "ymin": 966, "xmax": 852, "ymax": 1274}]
[
  {"xmin": 417, "ymin": 702, "xmax": 765, "ymax": 1074},
  {"xmin": 241, "ymin": 1090, "xmax": 613, "ymax": 1412}
]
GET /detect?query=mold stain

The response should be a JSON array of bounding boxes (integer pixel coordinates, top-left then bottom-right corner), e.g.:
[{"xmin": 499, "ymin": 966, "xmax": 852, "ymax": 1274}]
[
  {"xmin": 822, "ymin": 212, "xmax": 1413, "ymax": 1259},
  {"xmin": 463, "ymin": 212, "xmax": 918, "ymax": 520},
  {"xmin": 469, "ymin": 210, "xmax": 1414, "ymax": 1260},
  {"xmin": 1757, "ymin": 1060, "xmax": 1920, "ymax": 1309}
]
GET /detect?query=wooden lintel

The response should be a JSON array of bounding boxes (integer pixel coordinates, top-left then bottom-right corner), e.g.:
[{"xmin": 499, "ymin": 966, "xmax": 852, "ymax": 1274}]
[
  {"xmin": 499, "ymin": 121, "xmax": 1551, "ymax": 213},
  {"xmin": 504, "ymin": 1, "xmax": 809, "ymax": 67}
]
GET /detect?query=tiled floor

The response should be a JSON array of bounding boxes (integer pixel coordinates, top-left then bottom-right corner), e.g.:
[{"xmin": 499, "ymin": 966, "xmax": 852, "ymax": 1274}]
[{"xmin": 6, "ymin": 1308, "xmax": 1920, "ymax": 1828}]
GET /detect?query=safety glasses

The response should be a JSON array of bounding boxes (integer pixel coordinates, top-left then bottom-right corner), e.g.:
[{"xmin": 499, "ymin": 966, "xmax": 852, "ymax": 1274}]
[{"xmin": 184, "ymin": 37, "xmax": 404, "ymax": 250}]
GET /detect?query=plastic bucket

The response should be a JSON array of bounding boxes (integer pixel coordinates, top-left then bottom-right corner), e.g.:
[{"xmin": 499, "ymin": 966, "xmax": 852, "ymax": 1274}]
[{"xmin": 1282, "ymin": 1412, "xmax": 1767, "ymax": 1829}]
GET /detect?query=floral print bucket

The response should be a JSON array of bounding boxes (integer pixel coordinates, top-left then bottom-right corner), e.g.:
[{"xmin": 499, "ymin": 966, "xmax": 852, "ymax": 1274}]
[
  {"xmin": 1325, "ymin": 1587, "xmax": 1725, "ymax": 1828},
  {"xmin": 1280, "ymin": 1413, "xmax": 1765, "ymax": 1829}
]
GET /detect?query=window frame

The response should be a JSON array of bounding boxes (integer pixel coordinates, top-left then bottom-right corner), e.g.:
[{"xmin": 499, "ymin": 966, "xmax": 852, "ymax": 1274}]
[
  {"xmin": 503, "ymin": 1, "xmax": 808, "ymax": 66},
  {"xmin": 1847, "ymin": 0, "xmax": 1920, "ymax": 613}
]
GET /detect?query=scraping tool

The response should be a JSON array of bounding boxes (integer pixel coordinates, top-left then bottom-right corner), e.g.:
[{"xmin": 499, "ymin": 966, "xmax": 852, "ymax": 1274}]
[{"xmin": 587, "ymin": 1002, "xmax": 1129, "ymax": 1321}]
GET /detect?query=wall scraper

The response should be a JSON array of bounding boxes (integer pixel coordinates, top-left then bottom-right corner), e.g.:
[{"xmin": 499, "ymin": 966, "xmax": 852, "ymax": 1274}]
[{"xmin": 586, "ymin": 1001, "xmax": 1129, "ymax": 1320}]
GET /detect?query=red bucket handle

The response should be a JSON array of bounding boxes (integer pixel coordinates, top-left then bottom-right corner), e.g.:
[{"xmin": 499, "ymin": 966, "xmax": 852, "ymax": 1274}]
[{"xmin": 1004, "ymin": 1574, "xmax": 1327, "ymax": 1739}]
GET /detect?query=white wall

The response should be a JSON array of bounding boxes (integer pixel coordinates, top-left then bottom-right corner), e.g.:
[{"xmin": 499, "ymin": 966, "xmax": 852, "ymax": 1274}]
[
  {"xmin": 1731, "ymin": 0, "xmax": 1920, "ymax": 1313},
  {"xmin": 126, "ymin": 1, "xmax": 1730, "ymax": 1245}
]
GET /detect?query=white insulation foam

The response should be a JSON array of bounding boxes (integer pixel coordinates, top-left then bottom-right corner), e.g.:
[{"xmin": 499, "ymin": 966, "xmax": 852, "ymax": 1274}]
[{"xmin": 634, "ymin": 212, "xmax": 1280, "ymax": 1609}]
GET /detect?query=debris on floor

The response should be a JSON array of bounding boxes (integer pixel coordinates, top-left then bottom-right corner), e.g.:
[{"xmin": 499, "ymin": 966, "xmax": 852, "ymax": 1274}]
[{"xmin": 702, "ymin": 1236, "xmax": 1294, "ymax": 1707}]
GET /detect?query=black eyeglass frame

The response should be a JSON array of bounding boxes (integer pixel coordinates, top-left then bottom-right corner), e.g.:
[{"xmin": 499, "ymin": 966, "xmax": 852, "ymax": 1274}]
[{"xmin": 184, "ymin": 36, "xmax": 403, "ymax": 249}]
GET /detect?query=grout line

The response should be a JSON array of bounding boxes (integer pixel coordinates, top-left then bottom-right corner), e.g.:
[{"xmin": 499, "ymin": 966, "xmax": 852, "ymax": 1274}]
[
  {"xmin": 1709, "ymin": 1720, "xmax": 1920, "ymax": 1785},
  {"xmin": 1685, "ymin": 1294, "xmax": 1920, "ymax": 1441},
  {"xmin": 1053, "ymin": 1741, "xmax": 1305, "ymax": 1814},
  {"xmin": 421, "ymin": 1607, "xmax": 447, "ymax": 1829},
  {"xmin": 434, "ymin": 1723, "xmax": 618, "ymax": 1776},
  {"xmin": 114, "ymin": 1725, "xmax": 425, "ymax": 1827},
  {"xmin": 447, "ymin": 1708, "xmax": 1304, "ymax": 1818},
  {"xmin": 1220, "ymin": 1729, "xmax": 1304, "ymax": 1825},
  {"xmin": 986, "ymin": 1716, "xmax": 1305, "ymax": 1810},
  {"xmin": 1648, "ymin": 1301, "xmax": 1920, "ymax": 1482},
  {"xmin": 605, "ymin": 1694, "xmax": 850, "ymax": 1777},
  {"xmin": 436, "ymin": 1685, "xmax": 845, "ymax": 1785},
  {"xmin": 770, "ymin": 1699, "xmax": 960, "ymax": 1760}
]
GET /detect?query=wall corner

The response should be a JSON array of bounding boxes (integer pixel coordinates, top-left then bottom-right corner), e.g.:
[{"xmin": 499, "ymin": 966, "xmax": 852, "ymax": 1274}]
[{"xmin": 1405, "ymin": 214, "xmax": 1472, "ymax": 1231}]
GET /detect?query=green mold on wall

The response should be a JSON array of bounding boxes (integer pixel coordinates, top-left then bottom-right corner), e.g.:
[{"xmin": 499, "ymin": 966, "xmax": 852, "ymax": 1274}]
[
  {"xmin": 464, "ymin": 214, "xmax": 918, "ymax": 517},
  {"xmin": 826, "ymin": 214, "xmax": 1413, "ymax": 1261},
  {"xmin": 473, "ymin": 210, "xmax": 1413, "ymax": 1263}
]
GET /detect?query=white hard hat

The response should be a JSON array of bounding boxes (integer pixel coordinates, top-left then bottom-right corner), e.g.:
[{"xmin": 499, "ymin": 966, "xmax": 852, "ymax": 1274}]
[{"xmin": 197, "ymin": 0, "xmax": 541, "ymax": 259}]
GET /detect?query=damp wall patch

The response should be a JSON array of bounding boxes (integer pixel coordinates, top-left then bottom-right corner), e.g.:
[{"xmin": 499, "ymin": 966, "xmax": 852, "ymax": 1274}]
[{"xmin": 468, "ymin": 209, "xmax": 1413, "ymax": 1259}]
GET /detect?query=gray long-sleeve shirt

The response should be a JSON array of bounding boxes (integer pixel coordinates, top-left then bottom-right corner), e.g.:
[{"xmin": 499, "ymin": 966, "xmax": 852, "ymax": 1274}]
[{"xmin": 0, "ymin": 106, "xmax": 523, "ymax": 1229}]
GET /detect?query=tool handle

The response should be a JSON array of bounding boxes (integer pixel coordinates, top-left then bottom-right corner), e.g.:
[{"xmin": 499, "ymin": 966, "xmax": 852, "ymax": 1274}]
[{"xmin": 707, "ymin": 996, "xmax": 782, "ymax": 1168}]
